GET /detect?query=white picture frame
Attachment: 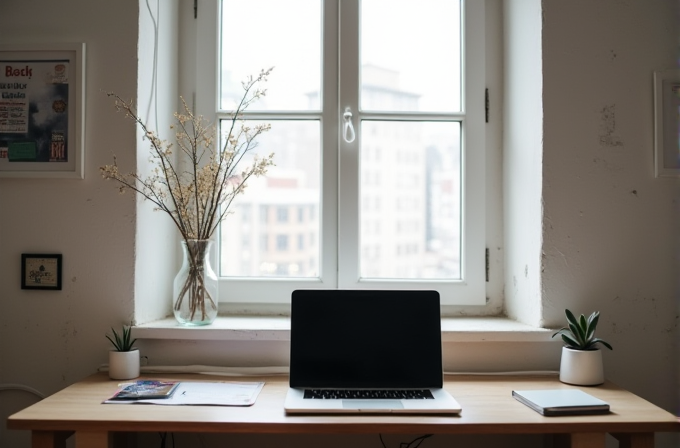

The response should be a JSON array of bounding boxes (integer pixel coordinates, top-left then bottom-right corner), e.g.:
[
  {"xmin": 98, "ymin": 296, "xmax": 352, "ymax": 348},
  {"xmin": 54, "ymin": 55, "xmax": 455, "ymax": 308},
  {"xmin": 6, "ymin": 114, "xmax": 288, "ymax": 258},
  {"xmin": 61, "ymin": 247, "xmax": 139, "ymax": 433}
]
[
  {"xmin": 653, "ymin": 69, "xmax": 680, "ymax": 178},
  {"xmin": 0, "ymin": 43, "xmax": 85, "ymax": 179}
]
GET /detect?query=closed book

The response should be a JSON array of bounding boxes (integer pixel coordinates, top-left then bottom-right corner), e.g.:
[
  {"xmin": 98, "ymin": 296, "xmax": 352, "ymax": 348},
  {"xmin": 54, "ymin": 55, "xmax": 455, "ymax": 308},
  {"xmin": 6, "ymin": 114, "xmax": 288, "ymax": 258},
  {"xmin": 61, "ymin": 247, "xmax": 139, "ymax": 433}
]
[{"xmin": 512, "ymin": 389, "xmax": 610, "ymax": 416}]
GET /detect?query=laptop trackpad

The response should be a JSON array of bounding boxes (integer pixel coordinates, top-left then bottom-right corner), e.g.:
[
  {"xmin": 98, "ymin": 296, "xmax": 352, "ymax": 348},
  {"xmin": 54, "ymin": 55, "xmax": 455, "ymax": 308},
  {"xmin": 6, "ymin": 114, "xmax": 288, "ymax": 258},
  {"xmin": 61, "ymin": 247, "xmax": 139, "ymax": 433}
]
[{"xmin": 343, "ymin": 400, "xmax": 404, "ymax": 410}]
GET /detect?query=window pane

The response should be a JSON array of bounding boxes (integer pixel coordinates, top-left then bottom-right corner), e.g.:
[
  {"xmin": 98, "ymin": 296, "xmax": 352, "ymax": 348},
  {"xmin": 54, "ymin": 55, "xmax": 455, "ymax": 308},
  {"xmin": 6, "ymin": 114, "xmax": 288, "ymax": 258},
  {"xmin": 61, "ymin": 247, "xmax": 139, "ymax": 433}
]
[
  {"xmin": 360, "ymin": 121, "xmax": 461, "ymax": 279},
  {"xmin": 219, "ymin": 120, "xmax": 321, "ymax": 278},
  {"xmin": 360, "ymin": 0, "xmax": 461, "ymax": 112},
  {"xmin": 220, "ymin": 0, "xmax": 322, "ymax": 111}
]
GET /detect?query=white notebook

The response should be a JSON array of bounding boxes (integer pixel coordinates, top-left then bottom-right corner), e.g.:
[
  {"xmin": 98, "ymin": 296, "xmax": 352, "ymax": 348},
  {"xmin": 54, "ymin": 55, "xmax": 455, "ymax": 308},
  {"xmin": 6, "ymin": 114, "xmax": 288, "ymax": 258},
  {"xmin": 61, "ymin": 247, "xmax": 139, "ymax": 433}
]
[{"xmin": 512, "ymin": 389, "xmax": 610, "ymax": 416}]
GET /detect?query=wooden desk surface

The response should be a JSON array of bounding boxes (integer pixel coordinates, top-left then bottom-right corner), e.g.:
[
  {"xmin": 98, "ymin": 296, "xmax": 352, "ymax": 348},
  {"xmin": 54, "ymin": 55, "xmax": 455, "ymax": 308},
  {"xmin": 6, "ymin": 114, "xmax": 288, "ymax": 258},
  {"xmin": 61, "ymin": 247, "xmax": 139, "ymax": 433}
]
[{"xmin": 7, "ymin": 372, "xmax": 679, "ymax": 437}]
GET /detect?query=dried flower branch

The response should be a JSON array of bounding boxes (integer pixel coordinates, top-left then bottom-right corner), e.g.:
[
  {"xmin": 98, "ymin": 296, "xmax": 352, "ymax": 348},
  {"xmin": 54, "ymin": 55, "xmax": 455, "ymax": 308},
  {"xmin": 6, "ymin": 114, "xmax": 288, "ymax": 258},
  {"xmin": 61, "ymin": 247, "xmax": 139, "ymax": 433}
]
[
  {"xmin": 101, "ymin": 68, "xmax": 274, "ymax": 241},
  {"xmin": 101, "ymin": 68, "xmax": 275, "ymax": 323}
]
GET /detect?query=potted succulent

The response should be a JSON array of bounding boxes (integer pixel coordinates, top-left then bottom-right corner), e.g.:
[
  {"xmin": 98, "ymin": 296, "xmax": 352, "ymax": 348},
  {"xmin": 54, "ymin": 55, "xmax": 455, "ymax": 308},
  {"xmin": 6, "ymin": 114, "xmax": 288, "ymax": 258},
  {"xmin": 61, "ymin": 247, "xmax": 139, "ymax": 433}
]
[
  {"xmin": 106, "ymin": 324, "xmax": 140, "ymax": 380},
  {"xmin": 552, "ymin": 309, "xmax": 613, "ymax": 386}
]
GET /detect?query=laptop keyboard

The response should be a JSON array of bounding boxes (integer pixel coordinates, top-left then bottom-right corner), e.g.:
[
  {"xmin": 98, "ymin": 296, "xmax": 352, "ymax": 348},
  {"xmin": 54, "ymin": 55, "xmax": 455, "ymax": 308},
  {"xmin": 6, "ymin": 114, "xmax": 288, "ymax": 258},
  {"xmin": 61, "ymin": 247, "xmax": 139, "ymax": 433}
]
[{"xmin": 303, "ymin": 389, "xmax": 434, "ymax": 399}]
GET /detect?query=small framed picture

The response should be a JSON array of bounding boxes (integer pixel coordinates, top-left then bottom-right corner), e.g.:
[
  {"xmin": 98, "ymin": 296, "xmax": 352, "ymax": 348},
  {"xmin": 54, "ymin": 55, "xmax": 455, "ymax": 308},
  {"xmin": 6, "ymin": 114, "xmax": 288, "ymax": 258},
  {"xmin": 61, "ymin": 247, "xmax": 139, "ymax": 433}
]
[
  {"xmin": 21, "ymin": 254, "xmax": 62, "ymax": 290},
  {"xmin": 654, "ymin": 69, "xmax": 680, "ymax": 178}
]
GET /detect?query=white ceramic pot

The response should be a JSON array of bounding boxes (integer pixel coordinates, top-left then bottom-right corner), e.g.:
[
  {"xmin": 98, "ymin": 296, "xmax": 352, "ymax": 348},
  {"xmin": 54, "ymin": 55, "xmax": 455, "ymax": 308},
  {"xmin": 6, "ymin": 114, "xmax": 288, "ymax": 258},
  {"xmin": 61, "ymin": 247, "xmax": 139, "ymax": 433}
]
[
  {"xmin": 559, "ymin": 346, "xmax": 604, "ymax": 386},
  {"xmin": 108, "ymin": 349, "xmax": 140, "ymax": 380}
]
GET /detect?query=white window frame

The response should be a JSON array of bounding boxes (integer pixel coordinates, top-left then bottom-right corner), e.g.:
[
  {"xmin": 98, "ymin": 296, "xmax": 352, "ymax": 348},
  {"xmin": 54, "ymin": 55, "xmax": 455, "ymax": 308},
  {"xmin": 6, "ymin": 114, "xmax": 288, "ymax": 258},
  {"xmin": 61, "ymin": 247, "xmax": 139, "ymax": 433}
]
[{"xmin": 194, "ymin": 0, "xmax": 486, "ymax": 306}]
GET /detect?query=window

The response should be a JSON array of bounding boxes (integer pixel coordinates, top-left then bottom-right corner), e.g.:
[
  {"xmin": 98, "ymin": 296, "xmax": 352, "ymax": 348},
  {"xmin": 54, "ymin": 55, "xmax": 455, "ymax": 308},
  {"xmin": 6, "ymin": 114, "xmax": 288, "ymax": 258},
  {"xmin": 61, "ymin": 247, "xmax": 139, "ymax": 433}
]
[
  {"xmin": 277, "ymin": 207, "xmax": 289, "ymax": 223},
  {"xmin": 276, "ymin": 235, "xmax": 289, "ymax": 251},
  {"xmin": 197, "ymin": 0, "xmax": 486, "ymax": 305}
]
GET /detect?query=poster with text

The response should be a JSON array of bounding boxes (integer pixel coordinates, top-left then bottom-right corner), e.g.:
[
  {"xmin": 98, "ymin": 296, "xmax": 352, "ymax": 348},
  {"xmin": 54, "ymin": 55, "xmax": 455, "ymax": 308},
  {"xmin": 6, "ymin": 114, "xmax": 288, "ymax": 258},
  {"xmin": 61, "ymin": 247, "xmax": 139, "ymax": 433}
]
[{"xmin": 0, "ymin": 60, "xmax": 70, "ymax": 164}]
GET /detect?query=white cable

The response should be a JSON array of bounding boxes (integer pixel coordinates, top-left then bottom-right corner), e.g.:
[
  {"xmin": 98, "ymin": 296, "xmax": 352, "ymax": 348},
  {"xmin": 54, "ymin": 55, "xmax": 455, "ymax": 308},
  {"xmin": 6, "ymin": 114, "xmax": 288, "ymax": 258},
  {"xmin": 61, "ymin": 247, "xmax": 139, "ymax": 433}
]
[
  {"xmin": 444, "ymin": 370, "xmax": 559, "ymax": 376},
  {"xmin": 142, "ymin": 365, "xmax": 289, "ymax": 376},
  {"xmin": 144, "ymin": 0, "xmax": 160, "ymax": 130},
  {"xmin": 0, "ymin": 383, "xmax": 46, "ymax": 399},
  {"xmin": 97, "ymin": 364, "xmax": 556, "ymax": 377},
  {"xmin": 97, "ymin": 364, "xmax": 289, "ymax": 376}
]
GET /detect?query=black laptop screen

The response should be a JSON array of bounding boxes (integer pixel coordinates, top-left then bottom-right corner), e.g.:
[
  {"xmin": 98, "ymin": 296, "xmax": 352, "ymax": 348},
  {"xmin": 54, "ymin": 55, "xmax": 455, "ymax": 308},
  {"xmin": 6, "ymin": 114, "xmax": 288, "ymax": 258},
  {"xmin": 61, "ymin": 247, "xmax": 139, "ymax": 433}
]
[{"xmin": 289, "ymin": 289, "xmax": 443, "ymax": 389}]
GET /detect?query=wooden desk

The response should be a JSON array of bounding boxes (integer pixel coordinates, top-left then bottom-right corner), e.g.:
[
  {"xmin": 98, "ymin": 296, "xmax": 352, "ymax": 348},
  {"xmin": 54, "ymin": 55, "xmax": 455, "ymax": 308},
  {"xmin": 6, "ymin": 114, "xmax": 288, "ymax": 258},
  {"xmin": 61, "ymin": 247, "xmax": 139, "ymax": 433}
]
[{"xmin": 7, "ymin": 373, "xmax": 679, "ymax": 448}]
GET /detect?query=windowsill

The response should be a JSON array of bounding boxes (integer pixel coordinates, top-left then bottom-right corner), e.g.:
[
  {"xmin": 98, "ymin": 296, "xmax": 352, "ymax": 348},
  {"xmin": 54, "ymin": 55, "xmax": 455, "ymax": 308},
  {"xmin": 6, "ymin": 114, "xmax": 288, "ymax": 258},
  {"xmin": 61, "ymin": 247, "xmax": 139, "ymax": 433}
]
[{"xmin": 133, "ymin": 316, "xmax": 556, "ymax": 343}]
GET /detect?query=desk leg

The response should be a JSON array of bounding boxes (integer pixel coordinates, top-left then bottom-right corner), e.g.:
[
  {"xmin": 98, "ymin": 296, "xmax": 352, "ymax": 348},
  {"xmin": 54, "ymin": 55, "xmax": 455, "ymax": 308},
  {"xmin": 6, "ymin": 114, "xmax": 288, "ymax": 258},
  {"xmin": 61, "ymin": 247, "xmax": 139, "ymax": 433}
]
[
  {"xmin": 74, "ymin": 431, "xmax": 111, "ymax": 448},
  {"xmin": 611, "ymin": 433, "xmax": 654, "ymax": 448},
  {"xmin": 32, "ymin": 431, "xmax": 72, "ymax": 448},
  {"xmin": 553, "ymin": 432, "xmax": 606, "ymax": 448}
]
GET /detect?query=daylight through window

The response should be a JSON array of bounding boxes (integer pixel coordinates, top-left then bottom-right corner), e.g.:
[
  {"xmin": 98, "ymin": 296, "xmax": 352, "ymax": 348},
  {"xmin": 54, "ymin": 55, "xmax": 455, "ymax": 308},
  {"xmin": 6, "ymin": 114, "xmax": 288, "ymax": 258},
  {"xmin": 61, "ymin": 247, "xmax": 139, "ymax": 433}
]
[{"xmin": 198, "ymin": 0, "xmax": 486, "ymax": 305}]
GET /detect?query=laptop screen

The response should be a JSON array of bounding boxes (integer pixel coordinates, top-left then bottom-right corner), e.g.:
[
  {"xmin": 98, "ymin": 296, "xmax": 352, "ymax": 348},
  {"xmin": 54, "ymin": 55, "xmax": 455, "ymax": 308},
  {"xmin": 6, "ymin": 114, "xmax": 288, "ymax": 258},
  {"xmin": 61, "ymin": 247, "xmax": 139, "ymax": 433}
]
[{"xmin": 289, "ymin": 289, "xmax": 443, "ymax": 389}]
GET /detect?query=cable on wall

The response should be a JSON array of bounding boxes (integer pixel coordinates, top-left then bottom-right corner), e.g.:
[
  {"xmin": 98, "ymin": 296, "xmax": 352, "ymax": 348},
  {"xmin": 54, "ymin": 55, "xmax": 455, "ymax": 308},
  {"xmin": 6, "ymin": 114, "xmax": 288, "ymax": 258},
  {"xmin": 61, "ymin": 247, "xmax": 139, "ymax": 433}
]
[
  {"xmin": 444, "ymin": 370, "xmax": 559, "ymax": 376},
  {"xmin": 96, "ymin": 364, "xmax": 290, "ymax": 376},
  {"xmin": 0, "ymin": 383, "xmax": 46, "ymax": 399},
  {"xmin": 96, "ymin": 364, "xmax": 557, "ymax": 377},
  {"xmin": 144, "ymin": 0, "xmax": 160, "ymax": 131}
]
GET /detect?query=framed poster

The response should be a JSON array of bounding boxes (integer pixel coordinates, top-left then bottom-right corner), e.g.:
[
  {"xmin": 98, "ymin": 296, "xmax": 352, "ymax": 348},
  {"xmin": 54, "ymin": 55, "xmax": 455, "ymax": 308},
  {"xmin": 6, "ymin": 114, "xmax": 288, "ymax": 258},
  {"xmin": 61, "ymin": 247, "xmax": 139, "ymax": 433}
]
[
  {"xmin": 21, "ymin": 253, "xmax": 63, "ymax": 290},
  {"xmin": 654, "ymin": 69, "xmax": 680, "ymax": 178},
  {"xmin": 0, "ymin": 43, "xmax": 85, "ymax": 178}
]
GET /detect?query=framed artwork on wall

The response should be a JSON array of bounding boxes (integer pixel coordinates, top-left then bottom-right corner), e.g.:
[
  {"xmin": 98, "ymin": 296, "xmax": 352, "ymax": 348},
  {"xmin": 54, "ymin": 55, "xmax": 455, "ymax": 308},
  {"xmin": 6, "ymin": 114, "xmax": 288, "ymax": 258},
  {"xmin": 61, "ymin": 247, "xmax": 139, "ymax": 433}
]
[
  {"xmin": 653, "ymin": 69, "xmax": 680, "ymax": 178},
  {"xmin": 0, "ymin": 43, "xmax": 85, "ymax": 179},
  {"xmin": 21, "ymin": 253, "xmax": 62, "ymax": 290}
]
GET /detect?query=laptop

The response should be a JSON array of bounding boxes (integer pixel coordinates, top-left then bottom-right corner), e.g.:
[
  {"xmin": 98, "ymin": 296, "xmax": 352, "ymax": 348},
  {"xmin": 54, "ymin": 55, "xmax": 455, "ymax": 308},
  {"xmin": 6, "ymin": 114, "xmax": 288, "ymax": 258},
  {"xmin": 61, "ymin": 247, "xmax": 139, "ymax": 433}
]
[{"xmin": 284, "ymin": 289, "xmax": 462, "ymax": 414}]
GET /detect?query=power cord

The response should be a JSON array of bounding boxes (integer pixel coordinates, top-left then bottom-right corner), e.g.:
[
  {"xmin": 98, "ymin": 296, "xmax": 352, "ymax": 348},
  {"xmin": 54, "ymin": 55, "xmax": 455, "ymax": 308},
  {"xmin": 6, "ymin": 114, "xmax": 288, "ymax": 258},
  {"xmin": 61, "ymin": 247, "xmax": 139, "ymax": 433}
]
[
  {"xmin": 96, "ymin": 364, "xmax": 290, "ymax": 376},
  {"xmin": 96, "ymin": 364, "xmax": 556, "ymax": 377},
  {"xmin": 0, "ymin": 383, "xmax": 46, "ymax": 399},
  {"xmin": 444, "ymin": 370, "xmax": 559, "ymax": 376},
  {"xmin": 158, "ymin": 431, "xmax": 175, "ymax": 448},
  {"xmin": 143, "ymin": 0, "xmax": 159, "ymax": 130},
  {"xmin": 380, "ymin": 434, "xmax": 433, "ymax": 448}
]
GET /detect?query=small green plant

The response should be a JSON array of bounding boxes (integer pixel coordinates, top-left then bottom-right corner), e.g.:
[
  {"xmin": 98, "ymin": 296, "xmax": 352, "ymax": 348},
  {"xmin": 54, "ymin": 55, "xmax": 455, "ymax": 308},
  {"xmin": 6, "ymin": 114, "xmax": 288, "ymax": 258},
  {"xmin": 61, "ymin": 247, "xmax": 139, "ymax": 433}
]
[
  {"xmin": 552, "ymin": 309, "xmax": 613, "ymax": 351},
  {"xmin": 106, "ymin": 324, "xmax": 137, "ymax": 352}
]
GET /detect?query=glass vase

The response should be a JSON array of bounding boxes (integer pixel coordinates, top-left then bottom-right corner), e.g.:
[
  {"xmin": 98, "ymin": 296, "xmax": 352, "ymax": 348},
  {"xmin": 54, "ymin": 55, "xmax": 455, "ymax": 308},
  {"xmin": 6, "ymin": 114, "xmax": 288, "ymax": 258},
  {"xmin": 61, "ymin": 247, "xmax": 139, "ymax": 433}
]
[{"xmin": 173, "ymin": 239, "xmax": 218, "ymax": 326}]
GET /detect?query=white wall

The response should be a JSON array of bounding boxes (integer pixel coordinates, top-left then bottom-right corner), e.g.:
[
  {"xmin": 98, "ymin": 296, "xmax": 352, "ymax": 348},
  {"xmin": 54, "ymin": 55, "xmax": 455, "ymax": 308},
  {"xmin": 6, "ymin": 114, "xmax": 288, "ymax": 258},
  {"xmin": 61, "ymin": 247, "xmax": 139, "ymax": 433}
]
[
  {"xmin": 504, "ymin": 2, "xmax": 679, "ymax": 445},
  {"xmin": 134, "ymin": 0, "xmax": 180, "ymax": 324},
  {"xmin": 539, "ymin": 0, "xmax": 679, "ymax": 433},
  {"xmin": 0, "ymin": 1, "xmax": 678, "ymax": 448},
  {"xmin": 503, "ymin": 0, "xmax": 545, "ymax": 325},
  {"xmin": 0, "ymin": 1, "xmax": 138, "ymax": 447},
  {"xmin": 536, "ymin": 1, "xmax": 679, "ymax": 446}
]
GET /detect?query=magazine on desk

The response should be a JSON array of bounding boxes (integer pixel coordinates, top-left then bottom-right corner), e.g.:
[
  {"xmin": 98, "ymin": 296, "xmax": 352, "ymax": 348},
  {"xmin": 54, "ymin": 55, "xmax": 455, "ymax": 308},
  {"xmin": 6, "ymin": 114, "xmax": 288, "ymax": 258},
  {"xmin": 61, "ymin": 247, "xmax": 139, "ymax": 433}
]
[
  {"xmin": 107, "ymin": 380, "xmax": 181, "ymax": 400},
  {"xmin": 104, "ymin": 380, "xmax": 265, "ymax": 406}
]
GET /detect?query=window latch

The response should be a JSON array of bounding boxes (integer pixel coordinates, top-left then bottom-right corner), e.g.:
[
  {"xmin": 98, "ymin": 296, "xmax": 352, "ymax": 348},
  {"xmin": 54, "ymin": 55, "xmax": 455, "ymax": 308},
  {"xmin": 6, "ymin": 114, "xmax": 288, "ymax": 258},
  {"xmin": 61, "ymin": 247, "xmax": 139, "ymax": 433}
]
[{"xmin": 342, "ymin": 107, "xmax": 356, "ymax": 143}]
